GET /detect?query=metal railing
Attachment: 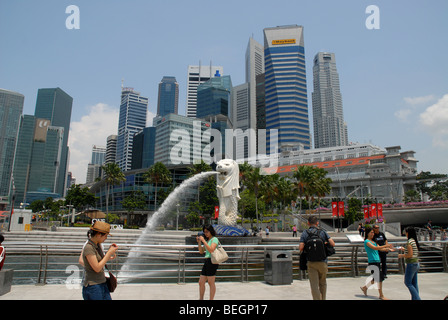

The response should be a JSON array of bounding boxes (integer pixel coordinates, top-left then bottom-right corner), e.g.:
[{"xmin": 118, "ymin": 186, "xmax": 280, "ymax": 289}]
[{"xmin": 3, "ymin": 240, "xmax": 447, "ymax": 285}]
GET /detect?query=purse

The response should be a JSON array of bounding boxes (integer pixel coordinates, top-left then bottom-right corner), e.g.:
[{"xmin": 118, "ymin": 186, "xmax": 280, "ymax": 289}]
[
  {"xmin": 105, "ymin": 268, "xmax": 117, "ymax": 293},
  {"xmin": 210, "ymin": 239, "xmax": 228, "ymax": 264}
]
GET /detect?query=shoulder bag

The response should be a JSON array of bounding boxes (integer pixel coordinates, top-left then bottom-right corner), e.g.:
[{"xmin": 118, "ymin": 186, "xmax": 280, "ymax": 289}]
[
  {"xmin": 210, "ymin": 239, "xmax": 228, "ymax": 264},
  {"xmin": 94, "ymin": 243, "xmax": 118, "ymax": 293}
]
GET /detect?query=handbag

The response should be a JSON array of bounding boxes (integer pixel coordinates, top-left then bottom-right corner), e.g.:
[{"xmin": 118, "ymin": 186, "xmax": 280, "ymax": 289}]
[
  {"xmin": 210, "ymin": 240, "xmax": 228, "ymax": 264},
  {"xmin": 105, "ymin": 268, "xmax": 117, "ymax": 293}
]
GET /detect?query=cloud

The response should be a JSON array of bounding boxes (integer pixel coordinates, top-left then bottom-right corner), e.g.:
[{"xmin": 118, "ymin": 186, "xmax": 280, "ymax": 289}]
[
  {"xmin": 419, "ymin": 94, "xmax": 448, "ymax": 148},
  {"xmin": 404, "ymin": 95, "xmax": 436, "ymax": 106},
  {"xmin": 68, "ymin": 103, "xmax": 156, "ymax": 184},
  {"xmin": 395, "ymin": 95, "xmax": 437, "ymax": 122},
  {"xmin": 68, "ymin": 103, "xmax": 119, "ymax": 184}
]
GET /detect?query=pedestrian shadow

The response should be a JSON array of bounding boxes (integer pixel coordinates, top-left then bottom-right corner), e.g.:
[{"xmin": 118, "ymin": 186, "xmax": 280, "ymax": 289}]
[{"xmin": 354, "ymin": 294, "xmax": 380, "ymax": 300}]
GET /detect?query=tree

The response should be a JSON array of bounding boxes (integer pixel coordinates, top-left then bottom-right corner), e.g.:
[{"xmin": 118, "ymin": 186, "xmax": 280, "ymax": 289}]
[
  {"xmin": 101, "ymin": 162, "xmax": 125, "ymax": 220},
  {"xmin": 241, "ymin": 166, "xmax": 264, "ymax": 228},
  {"xmin": 122, "ymin": 190, "xmax": 147, "ymax": 224},
  {"xmin": 65, "ymin": 184, "xmax": 96, "ymax": 211},
  {"xmin": 346, "ymin": 197, "xmax": 364, "ymax": 225},
  {"xmin": 143, "ymin": 162, "xmax": 172, "ymax": 212}
]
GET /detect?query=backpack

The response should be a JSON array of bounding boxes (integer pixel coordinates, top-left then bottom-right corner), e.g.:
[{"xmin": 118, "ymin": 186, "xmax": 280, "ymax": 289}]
[{"xmin": 304, "ymin": 228, "xmax": 327, "ymax": 261}]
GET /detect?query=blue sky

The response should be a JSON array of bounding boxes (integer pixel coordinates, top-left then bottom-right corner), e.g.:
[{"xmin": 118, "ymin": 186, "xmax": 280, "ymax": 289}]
[{"xmin": 1, "ymin": 0, "xmax": 447, "ymax": 183}]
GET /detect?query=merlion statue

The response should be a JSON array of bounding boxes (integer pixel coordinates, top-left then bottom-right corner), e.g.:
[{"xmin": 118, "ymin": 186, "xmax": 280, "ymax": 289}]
[{"xmin": 216, "ymin": 159, "xmax": 240, "ymax": 226}]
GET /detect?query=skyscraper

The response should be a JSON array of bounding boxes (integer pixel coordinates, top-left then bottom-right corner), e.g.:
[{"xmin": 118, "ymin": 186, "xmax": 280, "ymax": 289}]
[
  {"xmin": 86, "ymin": 145, "xmax": 106, "ymax": 184},
  {"xmin": 186, "ymin": 64, "xmax": 224, "ymax": 118},
  {"xmin": 263, "ymin": 25, "xmax": 311, "ymax": 151},
  {"xmin": 0, "ymin": 89, "xmax": 24, "ymax": 207},
  {"xmin": 312, "ymin": 52, "xmax": 348, "ymax": 149},
  {"xmin": 13, "ymin": 88, "xmax": 73, "ymax": 204},
  {"xmin": 116, "ymin": 87, "xmax": 148, "ymax": 172},
  {"xmin": 157, "ymin": 76, "xmax": 179, "ymax": 116}
]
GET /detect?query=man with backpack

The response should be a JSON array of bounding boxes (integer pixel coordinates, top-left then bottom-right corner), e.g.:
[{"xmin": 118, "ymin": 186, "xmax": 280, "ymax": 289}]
[{"xmin": 299, "ymin": 216, "xmax": 335, "ymax": 300}]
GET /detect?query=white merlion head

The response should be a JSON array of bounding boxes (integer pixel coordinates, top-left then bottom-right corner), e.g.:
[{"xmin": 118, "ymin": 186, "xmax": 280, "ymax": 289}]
[{"xmin": 216, "ymin": 159, "xmax": 240, "ymax": 198}]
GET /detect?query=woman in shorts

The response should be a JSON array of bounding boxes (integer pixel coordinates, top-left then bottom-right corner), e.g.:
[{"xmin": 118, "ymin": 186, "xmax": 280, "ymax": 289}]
[{"xmin": 197, "ymin": 225, "xmax": 219, "ymax": 300}]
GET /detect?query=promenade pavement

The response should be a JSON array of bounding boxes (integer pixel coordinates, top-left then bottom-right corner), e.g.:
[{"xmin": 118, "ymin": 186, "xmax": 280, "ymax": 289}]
[{"xmin": 1, "ymin": 272, "xmax": 447, "ymax": 300}]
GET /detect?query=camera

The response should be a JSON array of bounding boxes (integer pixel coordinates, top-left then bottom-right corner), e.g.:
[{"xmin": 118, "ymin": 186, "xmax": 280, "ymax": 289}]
[{"xmin": 197, "ymin": 232, "xmax": 205, "ymax": 237}]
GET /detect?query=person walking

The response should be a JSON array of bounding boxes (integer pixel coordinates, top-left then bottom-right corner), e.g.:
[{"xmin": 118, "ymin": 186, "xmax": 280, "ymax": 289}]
[
  {"xmin": 398, "ymin": 226, "xmax": 421, "ymax": 300},
  {"xmin": 372, "ymin": 225, "xmax": 389, "ymax": 278},
  {"xmin": 197, "ymin": 225, "xmax": 219, "ymax": 300},
  {"xmin": 360, "ymin": 226, "xmax": 394, "ymax": 300},
  {"xmin": 78, "ymin": 221, "xmax": 118, "ymax": 300},
  {"xmin": 292, "ymin": 225, "xmax": 298, "ymax": 237},
  {"xmin": 299, "ymin": 216, "xmax": 335, "ymax": 300}
]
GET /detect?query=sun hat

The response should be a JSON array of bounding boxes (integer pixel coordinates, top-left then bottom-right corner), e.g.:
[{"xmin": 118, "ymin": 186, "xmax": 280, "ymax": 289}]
[{"xmin": 90, "ymin": 221, "xmax": 111, "ymax": 235}]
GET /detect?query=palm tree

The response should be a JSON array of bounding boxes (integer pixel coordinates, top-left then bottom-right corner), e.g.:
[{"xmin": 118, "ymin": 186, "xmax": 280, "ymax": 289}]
[
  {"xmin": 292, "ymin": 165, "xmax": 316, "ymax": 213},
  {"xmin": 143, "ymin": 162, "xmax": 172, "ymax": 212},
  {"xmin": 101, "ymin": 162, "xmax": 125, "ymax": 221},
  {"xmin": 243, "ymin": 166, "xmax": 264, "ymax": 229}
]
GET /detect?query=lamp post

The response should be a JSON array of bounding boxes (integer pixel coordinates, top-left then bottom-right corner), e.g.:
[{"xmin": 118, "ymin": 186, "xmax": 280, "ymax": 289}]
[{"xmin": 176, "ymin": 203, "xmax": 180, "ymax": 231}]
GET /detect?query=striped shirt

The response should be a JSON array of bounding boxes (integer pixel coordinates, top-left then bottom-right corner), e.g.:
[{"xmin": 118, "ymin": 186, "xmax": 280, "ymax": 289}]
[{"xmin": 405, "ymin": 238, "xmax": 419, "ymax": 264}]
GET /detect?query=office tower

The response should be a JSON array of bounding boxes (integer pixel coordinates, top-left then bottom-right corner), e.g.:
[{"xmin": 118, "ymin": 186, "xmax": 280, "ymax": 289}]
[
  {"xmin": 263, "ymin": 25, "xmax": 311, "ymax": 151},
  {"xmin": 13, "ymin": 87, "xmax": 73, "ymax": 204},
  {"xmin": 196, "ymin": 75, "xmax": 232, "ymax": 159},
  {"xmin": 116, "ymin": 87, "xmax": 148, "ymax": 172},
  {"xmin": 153, "ymin": 114, "xmax": 211, "ymax": 165},
  {"xmin": 131, "ymin": 127, "xmax": 156, "ymax": 170},
  {"xmin": 86, "ymin": 145, "xmax": 106, "ymax": 184},
  {"xmin": 232, "ymin": 83, "xmax": 250, "ymax": 160},
  {"xmin": 157, "ymin": 76, "xmax": 179, "ymax": 116},
  {"xmin": 105, "ymin": 134, "xmax": 117, "ymax": 165},
  {"xmin": 0, "ymin": 89, "xmax": 24, "ymax": 208},
  {"xmin": 245, "ymin": 37, "xmax": 265, "ymax": 133},
  {"xmin": 186, "ymin": 64, "xmax": 224, "ymax": 118},
  {"xmin": 312, "ymin": 52, "xmax": 348, "ymax": 149}
]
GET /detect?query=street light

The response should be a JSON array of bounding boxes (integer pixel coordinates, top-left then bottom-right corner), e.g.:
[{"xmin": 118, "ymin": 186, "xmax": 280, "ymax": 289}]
[{"xmin": 176, "ymin": 203, "xmax": 180, "ymax": 231}]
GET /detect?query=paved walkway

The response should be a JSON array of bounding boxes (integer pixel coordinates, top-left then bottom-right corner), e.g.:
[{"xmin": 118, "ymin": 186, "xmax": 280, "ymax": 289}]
[{"xmin": 1, "ymin": 273, "xmax": 447, "ymax": 300}]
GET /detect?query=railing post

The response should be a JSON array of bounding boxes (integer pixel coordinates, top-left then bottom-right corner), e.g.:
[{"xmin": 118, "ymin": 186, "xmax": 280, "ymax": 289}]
[
  {"xmin": 351, "ymin": 246, "xmax": 359, "ymax": 277},
  {"xmin": 443, "ymin": 243, "xmax": 448, "ymax": 273}
]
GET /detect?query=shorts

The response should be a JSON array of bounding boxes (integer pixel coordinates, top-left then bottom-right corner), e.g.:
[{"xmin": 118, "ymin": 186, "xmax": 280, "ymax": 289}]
[
  {"xmin": 368, "ymin": 262, "xmax": 385, "ymax": 282},
  {"xmin": 201, "ymin": 258, "xmax": 219, "ymax": 277}
]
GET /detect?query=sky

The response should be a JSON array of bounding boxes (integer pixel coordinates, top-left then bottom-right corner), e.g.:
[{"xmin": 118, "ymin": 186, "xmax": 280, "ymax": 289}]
[{"xmin": 1, "ymin": 0, "xmax": 448, "ymax": 184}]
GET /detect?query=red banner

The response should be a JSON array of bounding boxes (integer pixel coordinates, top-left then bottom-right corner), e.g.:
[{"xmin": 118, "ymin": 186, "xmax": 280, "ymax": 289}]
[
  {"xmin": 338, "ymin": 201, "xmax": 345, "ymax": 217},
  {"xmin": 214, "ymin": 206, "xmax": 219, "ymax": 219},
  {"xmin": 331, "ymin": 202, "xmax": 338, "ymax": 217},
  {"xmin": 377, "ymin": 203, "xmax": 383, "ymax": 217},
  {"xmin": 364, "ymin": 207, "xmax": 369, "ymax": 219}
]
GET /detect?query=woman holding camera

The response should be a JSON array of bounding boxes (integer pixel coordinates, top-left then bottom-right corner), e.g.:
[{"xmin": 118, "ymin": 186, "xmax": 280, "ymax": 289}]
[
  {"xmin": 78, "ymin": 221, "xmax": 118, "ymax": 300},
  {"xmin": 196, "ymin": 225, "xmax": 219, "ymax": 300}
]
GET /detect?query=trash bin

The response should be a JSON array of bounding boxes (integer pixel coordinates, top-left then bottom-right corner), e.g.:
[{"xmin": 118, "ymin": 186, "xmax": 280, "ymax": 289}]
[{"xmin": 264, "ymin": 250, "xmax": 293, "ymax": 285}]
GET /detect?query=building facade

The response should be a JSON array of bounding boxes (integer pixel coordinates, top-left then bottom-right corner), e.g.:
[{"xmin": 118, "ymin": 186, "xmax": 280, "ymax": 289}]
[
  {"xmin": 186, "ymin": 64, "xmax": 223, "ymax": 118},
  {"xmin": 263, "ymin": 25, "xmax": 311, "ymax": 151},
  {"xmin": 116, "ymin": 87, "xmax": 148, "ymax": 172},
  {"xmin": 0, "ymin": 89, "xmax": 24, "ymax": 208},
  {"xmin": 153, "ymin": 114, "xmax": 211, "ymax": 166},
  {"xmin": 312, "ymin": 52, "xmax": 348, "ymax": 149},
  {"xmin": 157, "ymin": 76, "xmax": 179, "ymax": 116}
]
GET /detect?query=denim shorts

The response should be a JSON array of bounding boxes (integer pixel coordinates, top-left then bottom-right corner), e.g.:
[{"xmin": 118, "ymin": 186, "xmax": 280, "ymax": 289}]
[{"xmin": 82, "ymin": 282, "xmax": 112, "ymax": 300}]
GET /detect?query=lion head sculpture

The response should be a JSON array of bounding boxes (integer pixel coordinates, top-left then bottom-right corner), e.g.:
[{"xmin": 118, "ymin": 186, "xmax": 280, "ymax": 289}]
[{"xmin": 216, "ymin": 159, "xmax": 240, "ymax": 199}]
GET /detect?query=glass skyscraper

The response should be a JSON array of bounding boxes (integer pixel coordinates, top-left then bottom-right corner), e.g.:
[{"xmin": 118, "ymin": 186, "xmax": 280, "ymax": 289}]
[
  {"xmin": 12, "ymin": 88, "xmax": 73, "ymax": 205},
  {"xmin": 0, "ymin": 89, "xmax": 24, "ymax": 206},
  {"xmin": 263, "ymin": 25, "xmax": 311, "ymax": 151},
  {"xmin": 157, "ymin": 76, "xmax": 179, "ymax": 116},
  {"xmin": 116, "ymin": 87, "xmax": 148, "ymax": 172},
  {"xmin": 312, "ymin": 52, "xmax": 348, "ymax": 149}
]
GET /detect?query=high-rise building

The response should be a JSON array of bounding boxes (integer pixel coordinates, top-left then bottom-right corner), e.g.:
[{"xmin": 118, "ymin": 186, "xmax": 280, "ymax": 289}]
[
  {"xmin": 197, "ymin": 75, "xmax": 233, "ymax": 159},
  {"xmin": 157, "ymin": 76, "xmax": 179, "ymax": 116},
  {"xmin": 131, "ymin": 127, "xmax": 156, "ymax": 170},
  {"xmin": 86, "ymin": 145, "xmax": 106, "ymax": 184},
  {"xmin": 105, "ymin": 134, "xmax": 117, "ymax": 165},
  {"xmin": 312, "ymin": 52, "xmax": 348, "ymax": 149},
  {"xmin": 0, "ymin": 89, "xmax": 24, "ymax": 208},
  {"xmin": 263, "ymin": 25, "xmax": 311, "ymax": 151},
  {"xmin": 33, "ymin": 88, "xmax": 73, "ymax": 197},
  {"xmin": 116, "ymin": 87, "xmax": 148, "ymax": 172},
  {"xmin": 186, "ymin": 64, "xmax": 224, "ymax": 118},
  {"xmin": 153, "ymin": 114, "xmax": 211, "ymax": 166}
]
